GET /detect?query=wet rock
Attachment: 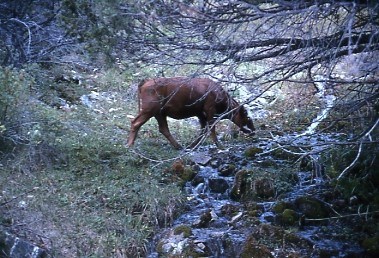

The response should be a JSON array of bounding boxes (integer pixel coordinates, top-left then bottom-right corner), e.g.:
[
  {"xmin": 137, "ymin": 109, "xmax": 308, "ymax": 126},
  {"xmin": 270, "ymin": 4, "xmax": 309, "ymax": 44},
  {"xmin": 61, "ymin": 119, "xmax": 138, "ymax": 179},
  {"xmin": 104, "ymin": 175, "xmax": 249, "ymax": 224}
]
[
  {"xmin": 261, "ymin": 212, "xmax": 275, "ymax": 223},
  {"xmin": 208, "ymin": 178, "xmax": 229, "ymax": 193},
  {"xmin": 0, "ymin": 231, "xmax": 48, "ymax": 258},
  {"xmin": 193, "ymin": 209, "xmax": 212, "ymax": 228},
  {"xmin": 218, "ymin": 164, "xmax": 236, "ymax": 176},
  {"xmin": 210, "ymin": 159, "xmax": 219, "ymax": 168},
  {"xmin": 221, "ymin": 203, "xmax": 240, "ymax": 217},
  {"xmin": 250, "ymin": 224, "xmax": 313, "ymax": 253},
  {"xmin": 244, "ymin": 146, "xmax": 263, "ymax": 159},
  {"xmin": 294, "ymin": 196, "xmax": 329, "ymax": 219},
  {"xmin": 253, "ymin": 178, "xmax": 275, "ymax": 199},
  {"xmin": 230, "ymin": 170, "xmax": 248, "ymax": 200},
  {"xmin": 189, "ymin": 152, "xmax": 212, "ymax": 165},
  {"xmin": 191, "ymin": 173, "xmax": 205, "ymax": 186},
  {"xmin": 244, "ymin": 202, "xmax": 265, "ymax": 217},
  {"xmin": 168, "ymin": 159, "xmax": 197, "ymax": 185},
  {"xmin": 156, "ymin": 231, "xmax": 190, "ymax": 257},
  {"xmin": 272, "ymin": 200, "xmax": 293, "ymax": 214},
  {"xmin": 271, "ymin": 148, "xmax": 297, "ymax": 161},
  {"xmin": 240, "ymin": 235, "xmax": 274, "ymax": 258},
  {"xmin": 173, "ymin": 224, "xmax": 193, "ymax": 238},
  {"xmin": 280, "ymin": 209, "xmax": 299, "ymax": 226},
  {"xmin": 191, "ymin": 241, "xmax": 211, "ymax": 257}
]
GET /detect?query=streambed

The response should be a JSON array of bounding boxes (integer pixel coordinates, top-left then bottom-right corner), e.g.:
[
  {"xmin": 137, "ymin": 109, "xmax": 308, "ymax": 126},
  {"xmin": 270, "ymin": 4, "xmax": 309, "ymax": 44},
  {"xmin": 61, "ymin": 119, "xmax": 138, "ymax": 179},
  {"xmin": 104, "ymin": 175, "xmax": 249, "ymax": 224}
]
[{"xmin": 148, "ymin": 133, "xmax": 369, "ymax": 257}]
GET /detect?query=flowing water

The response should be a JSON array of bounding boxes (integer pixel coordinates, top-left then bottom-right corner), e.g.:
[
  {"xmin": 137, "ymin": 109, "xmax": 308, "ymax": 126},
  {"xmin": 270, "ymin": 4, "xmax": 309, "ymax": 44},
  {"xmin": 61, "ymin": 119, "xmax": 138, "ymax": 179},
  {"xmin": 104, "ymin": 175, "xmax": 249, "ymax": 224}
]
[
  {"xmin": 147, "ymin": 133, "xmax": 367, "ymax": 257},
  {"xmin": 300, "ymin": 76, "xmax": 336, "ymax": 136}
]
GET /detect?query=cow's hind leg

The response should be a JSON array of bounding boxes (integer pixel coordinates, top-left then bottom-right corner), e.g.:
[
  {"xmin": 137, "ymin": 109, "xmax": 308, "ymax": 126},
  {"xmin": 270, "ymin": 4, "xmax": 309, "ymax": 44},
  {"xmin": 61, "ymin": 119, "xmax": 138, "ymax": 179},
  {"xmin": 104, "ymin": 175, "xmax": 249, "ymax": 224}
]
[
  {"xmin": 127, "ymin": 113, "xmax": 152, "ymax": 147},
  {"xmin": 190, "ymin": 113, "xmax": 221, "ymax": 148},
  {"xmin": 156, "ymin": 115, "xmax": 182, "ymax": 149},
  {"xmin": 189, "ymin": 116, "xmax": 210, "ymax": 149}
]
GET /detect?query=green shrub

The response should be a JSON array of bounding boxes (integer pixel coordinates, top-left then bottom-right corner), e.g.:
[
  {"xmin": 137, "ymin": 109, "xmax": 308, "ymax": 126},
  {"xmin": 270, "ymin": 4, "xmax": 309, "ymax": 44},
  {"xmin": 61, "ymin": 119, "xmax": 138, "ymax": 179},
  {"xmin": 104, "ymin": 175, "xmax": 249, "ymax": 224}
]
[
  {"xmin": 0, "ymin": 67, "xmax": 35, "ymax": 152},
  {"xmin": 0, "ymin": 67, "xmax": 31, "ymax": 120}
]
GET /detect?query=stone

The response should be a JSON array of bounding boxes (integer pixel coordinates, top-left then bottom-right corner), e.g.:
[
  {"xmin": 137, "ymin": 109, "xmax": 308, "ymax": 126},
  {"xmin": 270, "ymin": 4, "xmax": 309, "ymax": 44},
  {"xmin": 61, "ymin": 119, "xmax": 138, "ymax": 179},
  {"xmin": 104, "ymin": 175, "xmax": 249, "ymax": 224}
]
[
  {"xmin": 230, "ymin": 170, "xmax": 248, "ymax": 200},
  {"xmin": 253, "ymin": 178, "xmax": 275, "ymax": 199},
  {"xmin": 281, "ymin": 209, "xmax": 299, "ymax": 226},
  {"xmin": 208, "ymin": 178, "xmax": 229, "ymax": 193},
  {"xmin": 0, "ymin": 231, "xmax": 47, "ymax": 258},
  {"xmin": 294, "ymin": 196, "xmax": 329, "ymax": 219},
  {"xmin": 221, "ymin": 203, "xmax": 240, "ymax": 217},
  {"xmin": 191, "ymin": 174, "xmax": 205, "ymax": 186},
  {"xmin": 272, "ymin": 201, "xmax": 292, "ymax": 214},
  {"xmin": 173, "ymin": 224, "xmax": 193, "ymax": 238},
  {"xmin": 218, "ymin": 164, "xmax": 236, "ymax": 176},
  {"xmin": 193, "ymin": 209, "xmax": 212, "ymax": 228},
  {"xmin": 189, "ymin": 152, "xmax": 212, "ymax": 165},
  {"xmin": 240, "ymin": 235, "xmax": 274, "ymax": 258},
  {"xmin": 244, "ymin": 146, "xmax": 263, "ymax": 159}
]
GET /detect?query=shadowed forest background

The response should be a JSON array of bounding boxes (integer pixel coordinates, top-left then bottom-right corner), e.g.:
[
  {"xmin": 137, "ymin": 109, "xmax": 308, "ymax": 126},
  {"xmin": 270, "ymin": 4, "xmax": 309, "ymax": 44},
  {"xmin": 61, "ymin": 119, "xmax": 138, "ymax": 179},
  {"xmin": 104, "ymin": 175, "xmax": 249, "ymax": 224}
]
[{"xmin": 0, "ymin": 0, "xmax": 378, "ymax": 257}]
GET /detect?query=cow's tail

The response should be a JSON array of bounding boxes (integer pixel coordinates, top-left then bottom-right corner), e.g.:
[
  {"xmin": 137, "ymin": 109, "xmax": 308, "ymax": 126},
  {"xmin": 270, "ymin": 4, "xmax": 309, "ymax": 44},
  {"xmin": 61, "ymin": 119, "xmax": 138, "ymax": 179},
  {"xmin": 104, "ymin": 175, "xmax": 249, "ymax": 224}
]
[{"xmin": 137, "ymin": 78, "xmax": 148, "ymax": 112}]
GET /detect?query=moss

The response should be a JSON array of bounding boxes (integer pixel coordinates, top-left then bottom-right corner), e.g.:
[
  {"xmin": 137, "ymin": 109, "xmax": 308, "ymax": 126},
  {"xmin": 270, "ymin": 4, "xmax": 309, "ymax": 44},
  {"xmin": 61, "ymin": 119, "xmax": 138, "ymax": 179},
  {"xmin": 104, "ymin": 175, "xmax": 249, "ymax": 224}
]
[
  {"xmin": 244, "ymin": 147, "xmax": 263, "ymax": 159},
  {"xmin": 173, "ymin": 224, "xmax": 193, "ymax": 238},
  {"xmin": 270, "ymin": 148, "xmax": 297, "ymax": 161},
  {"xmin": 272, "ymin": 201, "xmax": 290, "ymax": 214},
  {"xmin": 295, "ymin": 196, "xmax": 329, "ymax": 219},
  {"xmin": 362, "ymin": 236, "xmax": 379, "ymax": 255},
  {"xmin": 219, "ymin": 164, "xmax": 236, "ymax": 176},
  {"xmin": 182, "ymin": 167, "xmax": 196, "ymax": 182},
  {"xmin": 281, "ymin": 209, "xmax": 298, "ymax": 226},
  {"xmin": 174, "ymin": 160, "xmax": 196, "ymax": 181}
]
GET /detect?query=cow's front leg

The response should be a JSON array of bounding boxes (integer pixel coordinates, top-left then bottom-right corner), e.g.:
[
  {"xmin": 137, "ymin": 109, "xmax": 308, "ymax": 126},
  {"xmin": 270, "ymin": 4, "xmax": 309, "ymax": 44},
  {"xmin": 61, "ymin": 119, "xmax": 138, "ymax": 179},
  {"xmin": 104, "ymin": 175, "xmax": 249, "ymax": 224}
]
[
  {"xmin": 156, "ymin": 115, "xmax": 182, "ymax": 149},
  {"xmin": 127, "ymin": 113, "xmax": 151, "ymax": 147}
]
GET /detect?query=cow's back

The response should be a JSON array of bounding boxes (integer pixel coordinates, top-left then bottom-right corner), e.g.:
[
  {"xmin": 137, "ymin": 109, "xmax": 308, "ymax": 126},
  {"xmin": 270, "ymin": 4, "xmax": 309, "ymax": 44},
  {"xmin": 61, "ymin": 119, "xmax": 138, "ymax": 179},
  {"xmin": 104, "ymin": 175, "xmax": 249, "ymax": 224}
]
[{"xmin": 138, "ymin": 77, "xmax": 228, "ymax": 119}]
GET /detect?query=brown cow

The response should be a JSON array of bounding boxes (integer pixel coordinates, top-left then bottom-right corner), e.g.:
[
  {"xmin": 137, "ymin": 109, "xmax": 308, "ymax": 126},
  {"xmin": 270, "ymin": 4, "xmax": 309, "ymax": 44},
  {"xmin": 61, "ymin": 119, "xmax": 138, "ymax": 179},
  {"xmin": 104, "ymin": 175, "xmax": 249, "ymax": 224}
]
[{"xmin": 127, "ymin": 77, "xmax": 255, "ymax": 149}]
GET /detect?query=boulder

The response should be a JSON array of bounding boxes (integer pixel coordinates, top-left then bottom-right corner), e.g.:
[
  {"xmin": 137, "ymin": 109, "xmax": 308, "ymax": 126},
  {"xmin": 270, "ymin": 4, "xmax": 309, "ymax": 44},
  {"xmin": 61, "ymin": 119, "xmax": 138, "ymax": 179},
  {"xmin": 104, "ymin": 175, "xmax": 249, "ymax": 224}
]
[
  {"xmin": 230, "ymin": 170, "xmax": 248, "ymax": 200},
  {"xmin": 294, "ymin": 196, "xmax": 329, "ymax": 219},
  {"xmin": 0, "ymin": 231, "xmax": 48, "ymax": 258},
  {"xmin": 208, "ymin": 178, "xmax": 229, "ymax": 193}
]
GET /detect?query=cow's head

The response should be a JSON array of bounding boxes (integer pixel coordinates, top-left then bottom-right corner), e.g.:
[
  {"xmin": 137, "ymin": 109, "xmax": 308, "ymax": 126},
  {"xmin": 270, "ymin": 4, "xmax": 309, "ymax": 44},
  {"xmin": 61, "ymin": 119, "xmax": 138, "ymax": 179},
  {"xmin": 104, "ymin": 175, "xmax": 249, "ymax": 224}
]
[{"xmin": 233, "ymin": 106, "xmax": 255, "ymax": 135}]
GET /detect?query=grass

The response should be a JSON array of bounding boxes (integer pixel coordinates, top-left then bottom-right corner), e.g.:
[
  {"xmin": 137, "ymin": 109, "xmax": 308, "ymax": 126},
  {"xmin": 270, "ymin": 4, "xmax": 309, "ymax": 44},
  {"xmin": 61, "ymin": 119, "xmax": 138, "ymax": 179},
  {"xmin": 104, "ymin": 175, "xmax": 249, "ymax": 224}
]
[
  {"xmin": 0, "ymin": 68, "xmax": 188, "ymax": 257},
  {"xmin": 1, "ymin": 158, "xmax": 182, "ymax": 256},
  {"xmin": 0, "ymin": 65, "xmax": 345, "ymax": 257}
]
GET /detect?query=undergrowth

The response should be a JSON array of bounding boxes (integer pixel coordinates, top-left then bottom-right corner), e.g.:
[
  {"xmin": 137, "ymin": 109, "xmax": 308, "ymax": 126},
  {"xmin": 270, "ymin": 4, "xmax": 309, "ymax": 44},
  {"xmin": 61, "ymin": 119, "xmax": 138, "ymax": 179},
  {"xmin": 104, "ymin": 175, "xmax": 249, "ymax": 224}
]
[{"xmin": 0, "ymin": 65, "xmax": 186, "ymax": 257}]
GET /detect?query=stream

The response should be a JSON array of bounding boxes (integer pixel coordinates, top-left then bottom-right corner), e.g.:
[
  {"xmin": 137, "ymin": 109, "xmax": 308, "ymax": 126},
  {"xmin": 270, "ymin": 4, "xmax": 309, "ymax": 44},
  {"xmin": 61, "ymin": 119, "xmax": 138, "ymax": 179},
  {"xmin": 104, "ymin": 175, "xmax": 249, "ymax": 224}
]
[
  {"xmin": 147, "ymin": 133, "xmax": 367, "ymax": 257},
  {"xmin": 146, "ymin": 77, "xmax": 370, "ymax": 257}
]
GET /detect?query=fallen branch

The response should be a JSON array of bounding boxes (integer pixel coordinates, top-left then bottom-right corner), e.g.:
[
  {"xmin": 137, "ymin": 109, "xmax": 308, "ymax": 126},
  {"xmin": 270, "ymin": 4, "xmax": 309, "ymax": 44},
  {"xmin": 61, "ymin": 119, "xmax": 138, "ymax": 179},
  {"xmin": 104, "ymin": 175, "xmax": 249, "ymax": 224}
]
[
  {"xmin": 303, "ymin": 210, "xmax": 379, "ymax": 222},
  {"xmin": 0, "ymin": 187, "xmax": 38, "ymax": 207},
  {"xmin": 337, "ymin": 117, "xmax": 379, "ymax": 180}
]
